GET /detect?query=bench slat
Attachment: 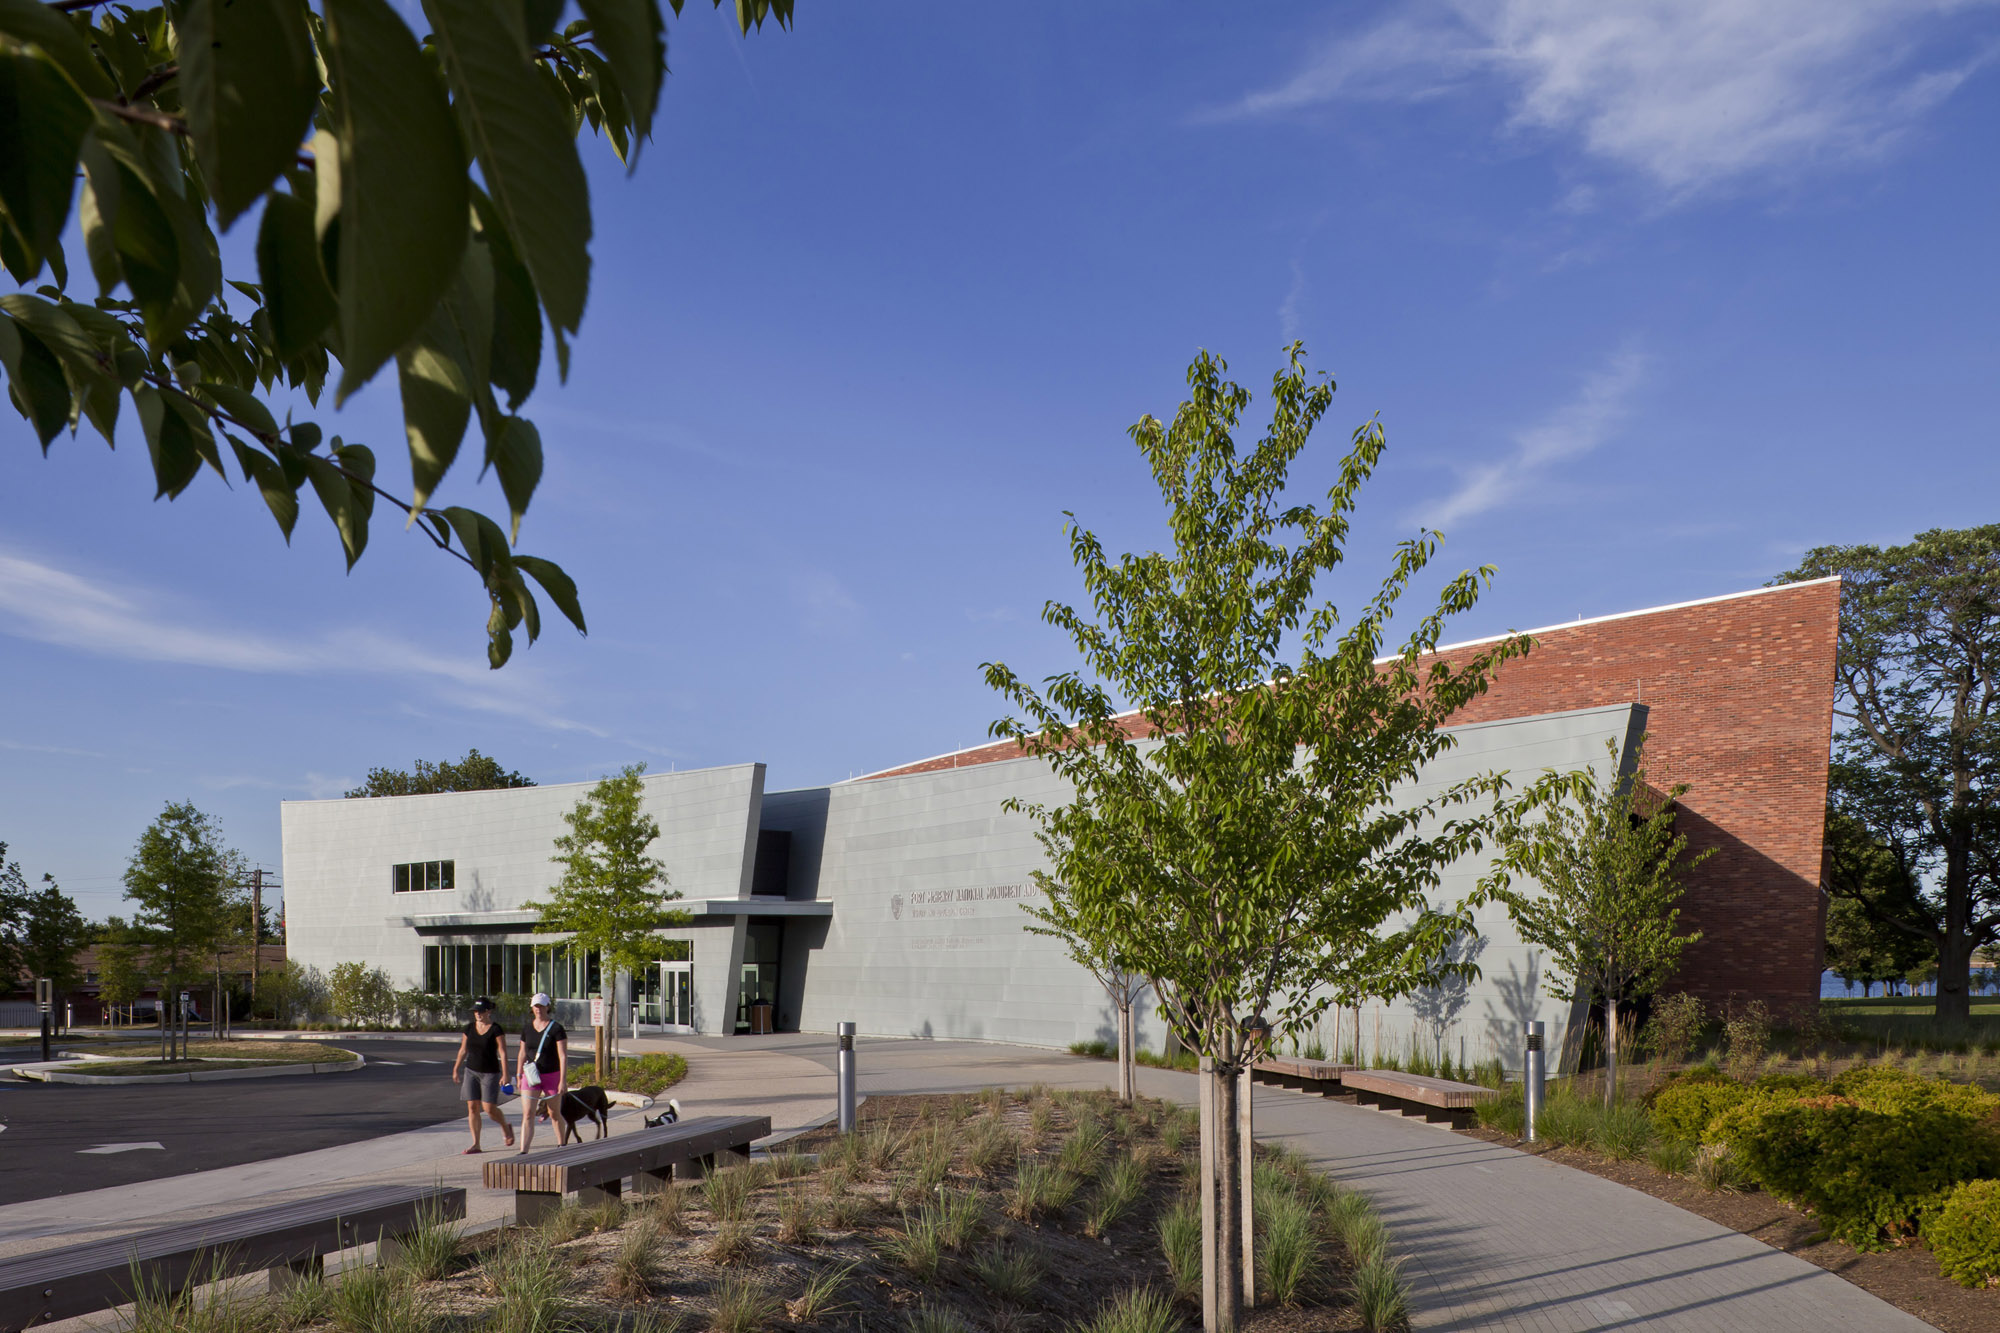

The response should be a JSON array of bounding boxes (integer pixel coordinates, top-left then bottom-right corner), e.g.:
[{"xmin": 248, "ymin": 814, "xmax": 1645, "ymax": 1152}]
[
  {"xmin": 1342, "ymin": 1069, "xmax": 1496, "ymax": 1109},
  {"xmin": 1253, "ymin": 1057, "xmax": 1352, "ymax": 1081},
  {"xmin": 480, "ymin": 1115, "xmax": 771, "ymax": 1195},
  {"xmin": 0, "ymin": 1184, "xmax": 463, "ymax": 1333}
]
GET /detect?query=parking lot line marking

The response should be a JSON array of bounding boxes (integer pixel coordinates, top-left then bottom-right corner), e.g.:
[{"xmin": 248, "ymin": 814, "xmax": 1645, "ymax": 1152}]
[{"xmin": 79, "ymin": 1142, "xmax": 164, "ymax": 1154}]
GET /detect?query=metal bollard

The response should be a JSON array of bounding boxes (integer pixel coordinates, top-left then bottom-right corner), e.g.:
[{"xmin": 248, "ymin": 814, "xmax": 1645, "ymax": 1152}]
[
  {"xmin": 1524, "ymin": 1021, "xmax": 1546, "ymax": 1143},
  {"xmin": 837, "ymin": 1021, "xmax": 857, "ymax": 1134}
]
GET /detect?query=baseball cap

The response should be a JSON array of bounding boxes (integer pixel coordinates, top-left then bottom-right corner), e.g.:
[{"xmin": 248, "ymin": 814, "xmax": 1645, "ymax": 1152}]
[
  {"xmin": 531, "ymin": 992, "xmax": 553, "ymax": 1008},
  {"xmin": 470, "ymin": 997, "xmax": 493, "ymax": 1013}
]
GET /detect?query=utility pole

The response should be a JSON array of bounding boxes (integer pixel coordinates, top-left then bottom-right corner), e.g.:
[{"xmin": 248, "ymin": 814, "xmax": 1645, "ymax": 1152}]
[{"xmin": 250, "ymin": 868, "xmax": 262, "ymax": 1007}]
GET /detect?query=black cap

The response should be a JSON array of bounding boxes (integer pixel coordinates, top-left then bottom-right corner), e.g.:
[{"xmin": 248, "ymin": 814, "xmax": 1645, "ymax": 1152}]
[{"xmin": 471, "ymin": 997, "xmax": 494, "ymax": 1013}]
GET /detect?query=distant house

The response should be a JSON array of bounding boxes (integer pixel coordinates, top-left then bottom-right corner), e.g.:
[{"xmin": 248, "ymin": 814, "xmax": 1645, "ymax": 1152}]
[{"xmin": 1, "ymin": 941, "xmax": 287, "ymax": 1027}]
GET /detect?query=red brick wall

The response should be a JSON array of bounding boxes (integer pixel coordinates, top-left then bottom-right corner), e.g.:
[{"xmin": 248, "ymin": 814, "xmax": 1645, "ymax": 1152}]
[{"xmin": 869, "ymin": 580, "xmax": 1843, "ymax": 1013}]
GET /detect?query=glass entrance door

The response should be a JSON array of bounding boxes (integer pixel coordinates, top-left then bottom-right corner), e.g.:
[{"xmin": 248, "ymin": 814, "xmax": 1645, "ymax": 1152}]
[{"xmin": 658, "ymin": 962, "xmax": 692, "ymax": 1030}]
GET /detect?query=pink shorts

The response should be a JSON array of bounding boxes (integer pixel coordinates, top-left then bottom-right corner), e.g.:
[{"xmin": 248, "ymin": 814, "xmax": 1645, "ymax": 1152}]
[{"xmin": 524, "ymin": 1070, "xmax": 566, "ymax": 1100}]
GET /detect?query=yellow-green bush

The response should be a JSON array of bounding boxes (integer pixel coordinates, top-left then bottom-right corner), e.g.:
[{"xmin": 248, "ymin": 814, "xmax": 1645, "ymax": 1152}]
[
  {"xmin": 1926, "ymin": 1179, "xmax": 2000, "ymax": 1288},
  {"xmin": 1651, "ymin": 1078, "xmax": 1751, "ymax": 1142},
  {"xmin": 1717, "ymin": 1089, "xmax": 2000, "ymax": 1248},
  {"xmin": 1835, "ymin": 1065, "xmax": 1999, "ymax": 1117}
]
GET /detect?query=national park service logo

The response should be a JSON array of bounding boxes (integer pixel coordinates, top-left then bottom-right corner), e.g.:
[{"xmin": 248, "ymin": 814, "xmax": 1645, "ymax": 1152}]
[{"xmin": 890, "ymin": 894, "xmax": 904, "ymax": 921}]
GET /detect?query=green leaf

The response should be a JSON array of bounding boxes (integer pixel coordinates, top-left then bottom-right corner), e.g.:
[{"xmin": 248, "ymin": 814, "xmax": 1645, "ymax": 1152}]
[
  {"xmin": 397, "ymin": 239, "xmax": 491, "ymax": 511},
  {"xmin": 0, "ymin": 0, "xmax": 114, "ymax": 98},
  {"xmin": 135, "ymin": 386, "xmax": 205, "ymax": 498},
  {"xmin": 195, "ymin": 380, "xmax": 279, "ymax": 440},
  {"xmin": 440, "ymin": 504, "xmax": 513, "ymax": 580},
  {"xmin": 321, "ymin": 0, "xmax": 469, "ymax": 404},
  {"xmin": 522, "ymin": 0, "xmax": 568, "ymax": 42},
  {"xmin": 483, "ymin": 415, "xmax": 543, "ymax": 542},
  {"xmin": 76, "ymin": 144, "xmax": 121, "ymax": 295},
  {"xmin": 515, "ymin": 554, "xmax": 586, "ymax": 634},
  {"xmin": 332, "ymin": 439, "xmax": 377, "ymax": 523},
  {"xmin": 472, "ymin": 189, "xmax": 541, "ymax": 409},
  {"xmin": 0, "ymin": 53, "xmax": 93, "ymax": 278},
  {"xmin": 0, "ymin": 315, "xmax": 71, "ymax": 448},
  {"xmin": 578, "ymin": 0, "xmax": 664, "ymax": 153},
  {"xmin": 180, "ymin": 0, "xmax": 319, "ymax": 230},
  {"xmin": 256, "ymin": 188, "xmax": 337, "ymax": 360},
  {"xmin": 304, "ymin": 451, "xmax": 366, "ymax": 567},
  {"xmin": 0, "ymin": 292, "xmax": 117, "ymax": 438},
  {"xmin": 228, "ymin": 434, "xmax": 300, "ymax": 539},
  {"xmin": 423, "ymin": 0, "xmax": 592, "ymax": 335}
]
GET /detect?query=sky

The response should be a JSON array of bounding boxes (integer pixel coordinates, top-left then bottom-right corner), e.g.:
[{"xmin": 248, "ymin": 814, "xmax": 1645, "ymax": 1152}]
[{"xmin": 3, "ymin": 0, "xmax": 1997, "ymax": 922}]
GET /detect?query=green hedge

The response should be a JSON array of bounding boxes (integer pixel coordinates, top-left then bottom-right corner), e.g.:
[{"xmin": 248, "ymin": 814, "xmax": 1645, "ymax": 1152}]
[
  {"xmin": 1927, "ymin": 1179, "xmax": 2000, "ymax": 1288},
  {"xmin": 1651, "ymin": 1078, "xmax": 1751, "ymax": 1142},
  {"xmin": 1708, "ymin": 1071, "xmax": 2000, "ymax": 1248}
]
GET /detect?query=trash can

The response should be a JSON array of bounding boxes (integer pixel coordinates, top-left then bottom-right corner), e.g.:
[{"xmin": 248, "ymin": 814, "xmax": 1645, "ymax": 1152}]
[{"xmin": 750, "ymin": 1001, "xmax": 775, "ymax": 1035}]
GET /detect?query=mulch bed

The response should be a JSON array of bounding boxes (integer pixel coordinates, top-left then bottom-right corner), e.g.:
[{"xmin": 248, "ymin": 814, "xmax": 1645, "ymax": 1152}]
[{"xmin": 1458, "ymin": 1124, "xmax": 1997, "ymax": 1333}]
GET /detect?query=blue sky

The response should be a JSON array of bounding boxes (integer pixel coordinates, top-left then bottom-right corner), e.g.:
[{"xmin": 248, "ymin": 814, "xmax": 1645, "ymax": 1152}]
[{"xmin": 3, "ymin": 1, "xmax": 1997, "ymax": 921}]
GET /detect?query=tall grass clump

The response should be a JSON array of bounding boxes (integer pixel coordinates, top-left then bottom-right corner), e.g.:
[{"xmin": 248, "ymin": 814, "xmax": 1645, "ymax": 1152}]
[
  {"xmin": 902, "ymin": 1304, "xmax": 974, "ymax": 1333},
  {"xmin": 707, "ymin": 1275, "xmax": 779, "ymax": 1333},
  {"xmin": 1072, "ymin": 1287, "xmax": 1179, "ymax": 1333},
  {"xmin": 1327, "ymin": 1190, "xmax": 1388, "ymax": 1266},
  {"xmin": 967, "ymin": 1117, "xmax": 1018, "ymax": 1176},
  {"xmin": 127, "ymin": 1260, "xmax": 278, "ymax": 1333},
  {"xmin": 1006, "ymin": 1157, "xmax": 1076, "ymax": 1221},
  {"xmin": 703, "ymin": 1167, "xmax": 755, "ymax": 1225},
  {"xmin": 777, "ymin": 1188, "xmax": 818, "ymax": 1245},
  {"xmin": 607, "ymin": 1216, "xmax": 662, "ymax": 1300},
  {"xmin": 704, "ymin": 1223, "xmax": 756, "ymax": 1267},
  {"xmin": 1156, "ymin": 1196, "xmax": 1202, "ymax": 1300},
  {"xmin": 785, "ymin": 1260, "xmax": 857, "ymax": 1323},
  {"xmin": 647, "ymin": 1182, "xmax": 691, "ymax": 1234},
  {"xmin": 275, "ymin": 1267, "xmax": 332, "ymax": 1331},
  {"xmin": 1352, "ymin": 1249, "xmax": 1409, "ymax": 1332},
  {"xmin": 391, "ymin": 1199, "xmax": 462, "ymax": 1283},
  {"xmin": 329, "ymin": 1265, "xmax": 426, "ymax": 1333},
  {"xmin": 1257, "ymin": 1191, "xmax": 1324, "ymax": 1306},
  {"xmin": 971, "ymin": 1243, "xmax": 1043, "ymax": 1303},
  {"xmin": 1060, "ymin": 1120, "xmax": 1110, "ymax": 1178},
  {"xmin": 1597, "ymin": 1103, "xmax": 1654, "ymax": 1160},
  {"xmin": 880, "ymin": 1208, "xmax": 946, "ymax": 1282},
  {"xmin": 1087, "ymin": 1154, "xmax": 1147, "ymax": 1236},
  {"xmin": 483, "ymin": 1233, "xmax": 567, "ymax": 1333}
]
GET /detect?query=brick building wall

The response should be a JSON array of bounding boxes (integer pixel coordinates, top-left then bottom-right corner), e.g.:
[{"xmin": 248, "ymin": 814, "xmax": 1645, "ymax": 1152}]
[{"xmin": 867, "ymin": 578, "xmax": 1843, "ymax": 1014}]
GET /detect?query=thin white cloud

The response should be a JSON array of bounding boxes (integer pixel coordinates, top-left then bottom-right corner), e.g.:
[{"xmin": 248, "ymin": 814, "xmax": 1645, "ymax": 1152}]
[
  {"xmin": 0, "ymin": 550, "xmax": 609, "ymax": 739},
  {"xmin": 1420, "ymin": 345, "xmax": 1649, "ymax": 530},
  {"xmin": 1278, "ymin": 259, "xmax": 1308, "ymax": 340},
  {"xmin": 1, "ymin": 738, "xmax": 105, "ymax": 758},
  {"xmin": 1215, "ymin": 1, "xmax": 1997, "ymax": 197},
  {"xmin": 793, "ymin": 571, "xmax": 861, "ymax": 634}
]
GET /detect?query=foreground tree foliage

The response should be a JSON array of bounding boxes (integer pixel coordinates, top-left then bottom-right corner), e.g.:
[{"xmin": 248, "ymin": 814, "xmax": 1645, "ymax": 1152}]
[
  {"xmin": 1782, "ymin": 527, "xmax": 2000, "ymax": 1024},
  {"xmin": 344, "ymin": 746, "xmax": 535, "ymax": 797},
  {"xmin": 0, "ymin": 0, "xmax": 792, "ymax": 666},
  {"xmin": 1496, "ymin": 736, "xmax": 1708, "ymax": 1107},
  {"xmin": 987, "ymin": 344, "xmax": 1546, "ymax": 1332}
]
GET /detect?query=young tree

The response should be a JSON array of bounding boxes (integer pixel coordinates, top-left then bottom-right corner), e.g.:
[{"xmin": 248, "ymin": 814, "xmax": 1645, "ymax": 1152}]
[
  {"xmin": 988, "ymin": 345, "xmax": 1539, "ymax": 1333},
  {"xmin": 1496, "ymin": 738, "xmax": 1709, "ymax": 1107},
  {"xmin": 530, "ymin": 764, "xmax": 686, "ymax": 1072},
  {"xmin": 1782, "ymin": 528, "xmax": 2000, "ymax": 1023},
  {"xmin": 345, "ymin": 748, "xmax": 536, "ymax": 797},
  {"xmin": 327, "ymin": 961, "xmax": 394, "ymax": 1027},
  {"xmin": 1025, "ymin": 888, "xmax": 1151, "ymax": 1102},
  {"xmin": 14, "ymin": 875, "xmax": 91, "ymax": 997},
  {"xmin": 121, "ymin": 802, "xmax": 246, "ymax": 996},
  {"xmin": 0, "ymin": 1, "xmax": 793, "ymax": 666},
  {"xmin": 95, "ymin": 916, "xmax": 148, "ymax": 1021}
]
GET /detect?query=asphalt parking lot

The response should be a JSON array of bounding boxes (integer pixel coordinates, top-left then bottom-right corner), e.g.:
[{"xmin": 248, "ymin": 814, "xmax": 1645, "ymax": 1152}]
[{"xmin": 0, "ymin": 1037, "xmax": 472, "ymax": 1203}]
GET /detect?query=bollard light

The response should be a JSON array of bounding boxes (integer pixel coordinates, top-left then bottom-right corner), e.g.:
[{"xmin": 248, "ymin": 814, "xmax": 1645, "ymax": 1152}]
[
  {"xmin": 1524, "ymin": 1021, "xmax": 1546, "ymax": 1143},
  {"xmin": 836, "ymin": 1021, "xmax": 857, "ymax": 1134}
]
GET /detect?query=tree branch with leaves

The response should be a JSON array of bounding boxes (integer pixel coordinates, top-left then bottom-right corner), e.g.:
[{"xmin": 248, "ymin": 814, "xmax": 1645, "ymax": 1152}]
[{"xmin": 0, "ymin": 0, "xmax": 793, "ymax": 666}]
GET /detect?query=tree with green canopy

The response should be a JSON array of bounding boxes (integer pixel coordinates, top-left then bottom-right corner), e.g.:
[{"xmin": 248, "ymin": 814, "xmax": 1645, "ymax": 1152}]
[
  {"xmin": 1780, "ymin": 527, "xmax": 2000, "ymax": 1023},
  {"xmin": 0, "ymin": 0, "xmax": 793, "ymax": 667},
  {"xmin": 94, "ymin": 914, "xmax": 147, "ymax": 1017},
  {"xmin": 345, "ymin": 747, "xmax": 535, "ymax": 797},
  {"xmin": 120, "ymin": 801, "xmax": 246, "ymax": 998},
  {"xmin": 2, "ymin": 843, "xmax": 91, "ymax": 993},
  {"xmin": 986, "ymin": 343, "xmax": 1546, "ymax": 1332},
  {"xmin": 1822, "ymin": 807, "xmax": 1933, "ymax": 995},
  {"xmin": 1494, "ymin": 737, "xmax": 1709, "ymax": 1106},
  {"xmin": 529, "ymin": 763, "xmax": 686, "ymax": 1069}
]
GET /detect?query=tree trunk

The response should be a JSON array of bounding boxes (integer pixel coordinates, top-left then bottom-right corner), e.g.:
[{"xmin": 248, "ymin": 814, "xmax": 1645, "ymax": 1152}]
[
  {"xmin": 1199, "ymin": 1058, "xmax": 1244, "ymax": 1333},
  {"xmin": 1603, "ymin": 996, "xmax": 1619, "ymax": 1109},
  {"xmin": 1938, "ymin": 921, "xmax": 1974, "ymax": 1025},
  {"xmin": 1238, "ymin": 1064, "xmax": 1255, "ymax": 1309},
  {"xmin": 1116, "ymin": 996, "xmax": 1136, "ymax": 1104}
]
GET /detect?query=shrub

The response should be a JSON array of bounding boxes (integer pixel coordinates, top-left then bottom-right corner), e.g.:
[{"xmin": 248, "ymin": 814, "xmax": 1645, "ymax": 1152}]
[
  {"xmin": 1651, "ymin": 1079, "xmax": 1751, "ymax": 1143},
  {"xmin": 1723, "ymin": 1000, "xmax": 1771, "ymax": 1080},
  {"xmin": 1646, "ymin": 992, "xmax": 1704, "ymax": 1065},
  {"xmin": 1927, "ymin": 1180, "xmax": 2000, "ymax": 1289},
  {"xmin": 1719, "ymin": 1092, "xmax": 2000, "ymax": 1246}
]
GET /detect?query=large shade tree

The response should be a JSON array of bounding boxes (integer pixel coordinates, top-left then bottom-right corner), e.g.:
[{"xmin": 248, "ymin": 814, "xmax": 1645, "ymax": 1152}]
[
  {"xmin": 1, "ymin": 842, "xmax": 91, "ymax": 993},
  {"xmin": 1822, "ymin": 808, "xmax": 1933, "ymax": 995},
  {"xmin": 0, "ymin": 0, "xmax": 792, "ymax": 666},
  {"xmin": 987, "ymin": 344, "xmax": 1546, "ymax": 1332},
  {"xmin": 1781, "ymin": 528, "xmax": 2000, "ymax": 1023},
  {"xmin": 345, "ymin": 748, "xmax": 535, "ymax": 797}
]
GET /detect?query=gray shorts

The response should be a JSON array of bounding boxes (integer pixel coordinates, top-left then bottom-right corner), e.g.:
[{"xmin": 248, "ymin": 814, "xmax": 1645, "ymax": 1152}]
[{"xmin": 460, "ymin": 1069, "xmax": 501, "ymax": 1104}]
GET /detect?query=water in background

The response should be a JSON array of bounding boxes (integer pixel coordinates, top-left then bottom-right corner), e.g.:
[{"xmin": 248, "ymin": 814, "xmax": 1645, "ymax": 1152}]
[{"xmin": 1821, "ymin": 968, "xmax": 2000, "ymax": 999}]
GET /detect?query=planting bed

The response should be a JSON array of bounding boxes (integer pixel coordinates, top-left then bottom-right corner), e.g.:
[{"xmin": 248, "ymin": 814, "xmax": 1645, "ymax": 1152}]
[{"xmin": 126, "ymin": 1088, "xmax": 1408, "ymax": 1333}]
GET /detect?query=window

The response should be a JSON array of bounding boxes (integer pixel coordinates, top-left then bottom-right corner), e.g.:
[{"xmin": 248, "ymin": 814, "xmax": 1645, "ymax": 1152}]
[
  {"xmin": 419, "ymin": 941, "xmax": 618, "ymax": 999},
  {"xmin": 392, "ymin": 860, "xmax": 455, "ymax": 893}
]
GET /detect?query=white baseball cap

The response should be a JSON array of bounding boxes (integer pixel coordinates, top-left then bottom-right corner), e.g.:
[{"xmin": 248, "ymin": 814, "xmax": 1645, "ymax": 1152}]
[{"xmin": 531, "ymin": 992, "xmax": 553, "ymax": 1008}]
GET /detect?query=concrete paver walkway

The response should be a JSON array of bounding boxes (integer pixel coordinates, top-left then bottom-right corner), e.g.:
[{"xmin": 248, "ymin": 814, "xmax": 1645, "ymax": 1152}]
[{"xmin": 2, "ymin": 1034, "xmax": 1935, "ymax": 1332}]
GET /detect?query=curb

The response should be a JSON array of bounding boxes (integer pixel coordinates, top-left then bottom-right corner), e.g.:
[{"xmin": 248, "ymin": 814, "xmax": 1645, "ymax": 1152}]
[{"xmin": 13, "ymin": 1053, "xmax": 367, "ymax": 1086}]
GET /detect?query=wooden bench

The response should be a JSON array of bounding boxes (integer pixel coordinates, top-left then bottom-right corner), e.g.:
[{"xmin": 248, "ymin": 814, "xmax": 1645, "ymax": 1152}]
[
  {"xmin": 1251, "ymin": 1057, "xmax": 1353, "ymax": 1095},
  {"xmin": 0, "ymin": 1183, "xmax": 464, "ymax": 1333},
  {"xmin": 1341, "ymin": 1070, "xmax": 1497, "ymax": 1127},
  {"xmin": 481, "ymin": 1114, "xmax": 771, "ymax": 1224}
]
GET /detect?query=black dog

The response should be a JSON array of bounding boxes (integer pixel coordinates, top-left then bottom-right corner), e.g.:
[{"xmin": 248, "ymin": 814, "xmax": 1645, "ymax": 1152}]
[
  {"xmin": 546, "ymin": 1085, "xmax": 611, "ymax": 1145},
  {"xmin": 643, "ymin": 1098, "xmax": 682, "ymax": 1129}
]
